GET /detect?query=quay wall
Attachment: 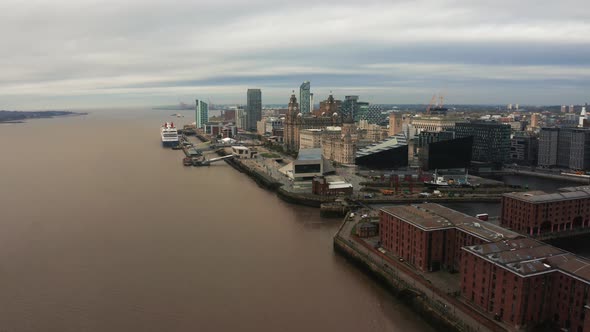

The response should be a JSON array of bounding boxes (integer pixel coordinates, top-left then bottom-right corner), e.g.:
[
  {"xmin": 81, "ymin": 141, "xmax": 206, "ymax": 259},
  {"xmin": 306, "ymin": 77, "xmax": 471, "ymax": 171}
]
[
  {"xmin": 480, "ymin": 169, "xmax": 589, "ymax": 183},
  {"xmin": 333, "ymin": 238, "xmax": 458, "ymax": 331},
  {"xmin": 333, "ymin": 220, "xmax": 507, "ymax": 332},
  {"xmin": 357, "ymin": 196, "xmax": 501, "ymax": 204}
]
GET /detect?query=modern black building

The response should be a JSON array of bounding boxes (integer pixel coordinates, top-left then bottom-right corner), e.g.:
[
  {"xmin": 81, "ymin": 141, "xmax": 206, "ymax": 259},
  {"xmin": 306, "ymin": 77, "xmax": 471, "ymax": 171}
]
[
  {"xmin": 355, "ymin": 134, "xmax": 408, "ymax": 169},
  {"xmin": 355, "ymin": 145, "xmax": 408, "ymax": 169},
  {"xmin": 510, "ymin": 132, "xmax": 538, "ymax": 166},
  {"xmin": 454, "ymin": 121, "xmax": 511, "ymax": 164},
  {"xmin": 419, "ymin": 136, "xmax": 473, "ymax": 170},
  {"xmin": 246, "ymin": 89, "xmax": 262, "ymax": 131}
]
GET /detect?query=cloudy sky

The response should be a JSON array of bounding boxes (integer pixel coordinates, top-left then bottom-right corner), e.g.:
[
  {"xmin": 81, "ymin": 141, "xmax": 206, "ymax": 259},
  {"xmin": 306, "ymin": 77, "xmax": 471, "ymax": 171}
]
[{"xmin": 1, "ymin": 0, "xmax": 589, "ymax": 109}]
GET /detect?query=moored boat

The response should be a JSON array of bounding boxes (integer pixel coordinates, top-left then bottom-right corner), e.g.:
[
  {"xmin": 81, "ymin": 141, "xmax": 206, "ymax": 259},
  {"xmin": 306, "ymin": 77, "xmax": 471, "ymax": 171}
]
[{"xmin": 161, "ymin": 122, "xmax": 179, "ymax": 147}]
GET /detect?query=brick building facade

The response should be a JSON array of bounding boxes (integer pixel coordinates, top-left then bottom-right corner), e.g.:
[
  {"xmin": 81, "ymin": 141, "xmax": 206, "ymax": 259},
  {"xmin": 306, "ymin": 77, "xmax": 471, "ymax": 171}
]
[
  {"xmin": 379, "ymin": 204, "xmax": 520, "ymax": 272},
  {"xmin": 461, "ymin": 238, "xmax": 590, "ymax": 331},
  {"xmin": 501, "ymin": 187, "xmax": 590, "ymax": 236},
  {"xmin": 284, "ymin": 93, "xmax": 342, "ymax": 152}
]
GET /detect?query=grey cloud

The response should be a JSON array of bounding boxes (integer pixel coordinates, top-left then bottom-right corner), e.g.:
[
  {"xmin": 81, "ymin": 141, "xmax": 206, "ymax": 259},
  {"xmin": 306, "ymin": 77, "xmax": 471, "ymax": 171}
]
[{"xmin": 0, "ymin": 0, "xmax": 589, "ymax": 108}]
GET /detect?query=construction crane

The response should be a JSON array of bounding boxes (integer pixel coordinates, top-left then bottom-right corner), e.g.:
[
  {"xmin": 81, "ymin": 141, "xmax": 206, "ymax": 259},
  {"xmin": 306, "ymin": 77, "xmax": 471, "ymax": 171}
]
[
  {"xmin": 425, "ymin": 94, "xmax": 437, "ymax": 115},
  {"xmin": 438, "ymin": 95, "xmax": 444, "ymax": 109},
  {"xmin": 426, "ymin": 93, "xmax": 446, "ymax": 115}
]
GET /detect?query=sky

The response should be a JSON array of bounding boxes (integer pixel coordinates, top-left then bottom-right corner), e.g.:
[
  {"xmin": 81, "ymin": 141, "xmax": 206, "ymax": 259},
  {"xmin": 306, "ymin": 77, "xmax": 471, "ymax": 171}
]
[{"xmin": 1, "ymin": 0, "xmax": 589, "ymax": 109}]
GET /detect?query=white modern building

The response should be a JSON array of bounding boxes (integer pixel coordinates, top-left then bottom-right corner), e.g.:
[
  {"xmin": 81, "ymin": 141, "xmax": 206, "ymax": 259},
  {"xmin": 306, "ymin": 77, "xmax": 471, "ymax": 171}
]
[{"xmin": 195, "ymin": 99, "xmax": 209, "ymax": 129}]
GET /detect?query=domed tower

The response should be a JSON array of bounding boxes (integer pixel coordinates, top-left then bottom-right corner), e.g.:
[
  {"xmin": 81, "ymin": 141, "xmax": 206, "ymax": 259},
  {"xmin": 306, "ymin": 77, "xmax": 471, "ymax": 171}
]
[
  {"xmin": 326, "ymin": 92, "xmax": 337, "ymax": 116},
  {"xmin": 285, "ymin": 91, "xmax": 300, "ymax": 152},
  {"xmin": 288, "ymin": 91, "xmax": 299, "ymax": 116},
  {"xmin": 340, "ymin": 110, "xmax": 357, "ymax": 164}
]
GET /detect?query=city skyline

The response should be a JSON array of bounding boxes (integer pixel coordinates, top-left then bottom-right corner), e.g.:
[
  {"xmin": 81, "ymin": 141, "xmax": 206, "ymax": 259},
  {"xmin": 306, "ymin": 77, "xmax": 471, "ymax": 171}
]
[{"xmin": 1, "ymin": 0, "xmax": 590, "ymax": 109}]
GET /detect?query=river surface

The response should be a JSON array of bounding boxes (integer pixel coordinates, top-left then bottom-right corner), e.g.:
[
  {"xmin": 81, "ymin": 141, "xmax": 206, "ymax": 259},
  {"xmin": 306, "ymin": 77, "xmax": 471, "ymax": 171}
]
[{"xmin": 0, "ymin": 109, "xmax": 435, "ymax": 332}]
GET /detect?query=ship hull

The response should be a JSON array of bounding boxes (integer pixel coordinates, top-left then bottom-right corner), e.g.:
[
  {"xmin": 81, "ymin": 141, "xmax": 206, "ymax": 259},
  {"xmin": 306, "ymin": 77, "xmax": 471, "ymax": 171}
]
[
  {"xmin": 162, "ymin": 140, "xmax": 179, "ymax": 148},
  {"xmin": 423, "ymin": 182, "xmax": 449, "ymax": 189}
]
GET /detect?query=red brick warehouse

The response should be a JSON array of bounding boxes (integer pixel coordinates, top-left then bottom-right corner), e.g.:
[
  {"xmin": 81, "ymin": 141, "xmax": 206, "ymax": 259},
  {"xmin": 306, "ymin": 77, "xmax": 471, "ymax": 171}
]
[{"xmin": 501, "ymin": 186, "xmax": 590, "ymax": 236}]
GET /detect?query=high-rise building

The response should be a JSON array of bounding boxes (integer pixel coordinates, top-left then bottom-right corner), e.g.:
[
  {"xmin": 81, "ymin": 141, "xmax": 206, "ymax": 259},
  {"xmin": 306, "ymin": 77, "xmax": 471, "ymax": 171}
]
[
  {"xmin": 510, "ymin": 132, "xmax": 538, "ymax": 165},
  {"xmin": 538, "ymin": 127, "xmax": 590, "ymax": 169},
  {"xmin": 569, "ymin": 104, "xmax": 575, "ymax": 113},
  {"xmin": 561, "ymin": 105, "xmax": 567, "ymax": 113},
  {"xmin": 309, "ymin": 93, "xmax": 314, "ymax": 112},
  {"xmin": 299, "ymin": 81, "xmax": 311, "ymax": 114},
  {"xmin": 454, "ymin": 122, "xmax": 511, "ymax": 164},
  {"xmin": 538, "ymin": 127, "xmax": 559, "ymax": 166},
  {"xmin": 235, "ymin": 106, "xmax": 246, "ymax": 130},
  {"xmin": 246, "ymin": 89, "xmax": 262, "ymax": 131},
  {"xmin": 570, "ymin": 129, "xmax": 590, "ymax": 169},
  {"xmin": 195, "ymin": 99, "xmax": 209, "ymax": 129}
]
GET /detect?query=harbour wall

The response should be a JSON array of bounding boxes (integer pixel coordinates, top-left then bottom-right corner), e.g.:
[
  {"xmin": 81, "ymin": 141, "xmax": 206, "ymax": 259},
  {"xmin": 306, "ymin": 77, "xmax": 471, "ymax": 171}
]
[{"xmin": 333, "ymin": 217, "xmax": 507, "ymax": 332}]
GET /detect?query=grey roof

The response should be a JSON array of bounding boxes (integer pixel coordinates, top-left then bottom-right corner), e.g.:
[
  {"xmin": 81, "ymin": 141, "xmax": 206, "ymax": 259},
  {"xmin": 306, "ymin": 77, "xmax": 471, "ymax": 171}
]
[
  {"xmin": 381, "ymin": 203, "xmax": 520, "ymax": 241},
  {"xmin": 297, "ymin": 148, "xmax": 322, "ymax": 161},
  {"xmin": 464, "ymin": 238, "xmax": 590, "ymax": 282},
  {"xmin": 356, "ymin": 134, "xmax": 408, "ymax": 157},
  {"xmin": 504, "ymin": 189, "xmax": 590, "ymax": 203}
]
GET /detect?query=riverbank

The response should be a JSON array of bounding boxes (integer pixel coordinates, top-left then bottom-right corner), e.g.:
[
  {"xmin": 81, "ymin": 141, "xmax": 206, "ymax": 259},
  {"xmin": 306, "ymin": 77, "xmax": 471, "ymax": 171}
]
[
  {"xmin": 334, "ymin": 212, "xmax": 507, "ymax": 332},
  {"xmin": 481, "ymin": 169, "xmax": 590, "ymax": 184},
  {"xmin": 0, "ymin": 110, "xmax": 86, "ymax": 122}
]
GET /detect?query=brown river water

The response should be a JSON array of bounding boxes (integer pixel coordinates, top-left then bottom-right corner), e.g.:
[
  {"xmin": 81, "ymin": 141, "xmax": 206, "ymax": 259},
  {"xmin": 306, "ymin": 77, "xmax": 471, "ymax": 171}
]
[{"xmin": 0, "ymin": 109, "xmax": 435, "ymax": 332}]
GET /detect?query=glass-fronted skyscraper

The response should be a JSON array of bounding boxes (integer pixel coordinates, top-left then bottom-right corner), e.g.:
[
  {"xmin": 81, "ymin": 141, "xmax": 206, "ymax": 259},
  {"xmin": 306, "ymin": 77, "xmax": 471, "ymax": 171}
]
[
  {"xmin": 454, "ymin": 121, "xmax": 511, "ymax": 164},
  {"xmin": 299, "ymin": 81, "xmax": 311, "ymax": 114},
  {"xmin": 246, "ymin": 89, "xmax": 262, "ymax": 131},
  {"xmin": 195, "ymin": 99, "xmax": 208, "ymax": 129}
]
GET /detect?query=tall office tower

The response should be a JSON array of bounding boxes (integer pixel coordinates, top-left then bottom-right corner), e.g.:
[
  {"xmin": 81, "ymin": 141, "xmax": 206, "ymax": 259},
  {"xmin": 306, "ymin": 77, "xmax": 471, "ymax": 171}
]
[
  {"xmin": 454, "ymin": 122, "xmax": 511, "ymax": 163},
  {"xmin": 310, "ymin": 93, "xmax": 314, "ymax": 112},
  {"xmin": 538, "ymin": 127, "xmax": 590, "ymax": 169},
  {"xmin": 569, "ymin": 105, "xmax": 575, "ymax": 113},
  {"xmin": 246, "ymin": 89, "xmax": 262, "ymax": 131},
  {"xmin": 561, "ymin": 105, "xmax": 567, "ymax": 113},
  {"xmin": 299, "ymin": 81, "xmax": 311, "ymax": 114},
  {"xmin": 507, "ymin": 104, "xmax": 513, "ymax": 110},
  {"xmin": 388, "ymin": 112, "xmax": 403, "ymax": 136},
  {"xmin": 538, "ymin": 128, "xmax": 559, "ymax": 166},
  {"xmin": 340, "ymin": 95, "xmax": 368, "ymax": 122},
  {"xmin": 515, "ymin": 104, "xmax": 519, "ymax": 110},
  {"xmin": 195, "ymin": 99, "xmax": 209, "ymax": 129}
]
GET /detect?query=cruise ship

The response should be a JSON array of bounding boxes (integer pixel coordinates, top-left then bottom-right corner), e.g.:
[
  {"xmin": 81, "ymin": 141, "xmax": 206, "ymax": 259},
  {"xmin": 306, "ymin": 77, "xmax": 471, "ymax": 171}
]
[{"xmin": 160, "ymin": 122, "xmax": 179, "ymax": 147}]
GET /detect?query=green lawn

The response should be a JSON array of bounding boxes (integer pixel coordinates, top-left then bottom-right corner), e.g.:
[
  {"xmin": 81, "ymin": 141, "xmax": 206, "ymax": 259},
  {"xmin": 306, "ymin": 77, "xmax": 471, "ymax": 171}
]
[{"xmin": 260, "ymin": 152, "xmax": 281, "ymax": 158}]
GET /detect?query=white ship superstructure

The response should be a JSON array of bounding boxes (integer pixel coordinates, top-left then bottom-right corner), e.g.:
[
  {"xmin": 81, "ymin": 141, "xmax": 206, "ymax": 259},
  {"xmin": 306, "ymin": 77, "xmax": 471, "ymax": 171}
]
[{"xmin": 161, "ymin": 122, "xmax": 179, "ymax": 147}]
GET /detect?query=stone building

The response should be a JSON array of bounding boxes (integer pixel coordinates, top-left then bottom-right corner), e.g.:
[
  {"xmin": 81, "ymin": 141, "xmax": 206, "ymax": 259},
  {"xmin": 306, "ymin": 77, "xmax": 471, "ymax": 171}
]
[
  {"xmin": 284, "ymin": 92, "xmax": 342, "ymax": 152},
  {"xmin": 321, "ymin": 114, "xmax": 357, "ymax": 165},
  {"xmin": 409, "ymin": 116, "xmax": 459, "ymax": 135},
  {"xmin": 299, "ymin": 129, "xmax": 323, "ymax": 149},
  {"xmin": 358, "ymin": 120, "xmax": 388, "ymax": 142},
  {"xmin": 388, "ymin": 112, "xmax": 403, "ymax": 136}
]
